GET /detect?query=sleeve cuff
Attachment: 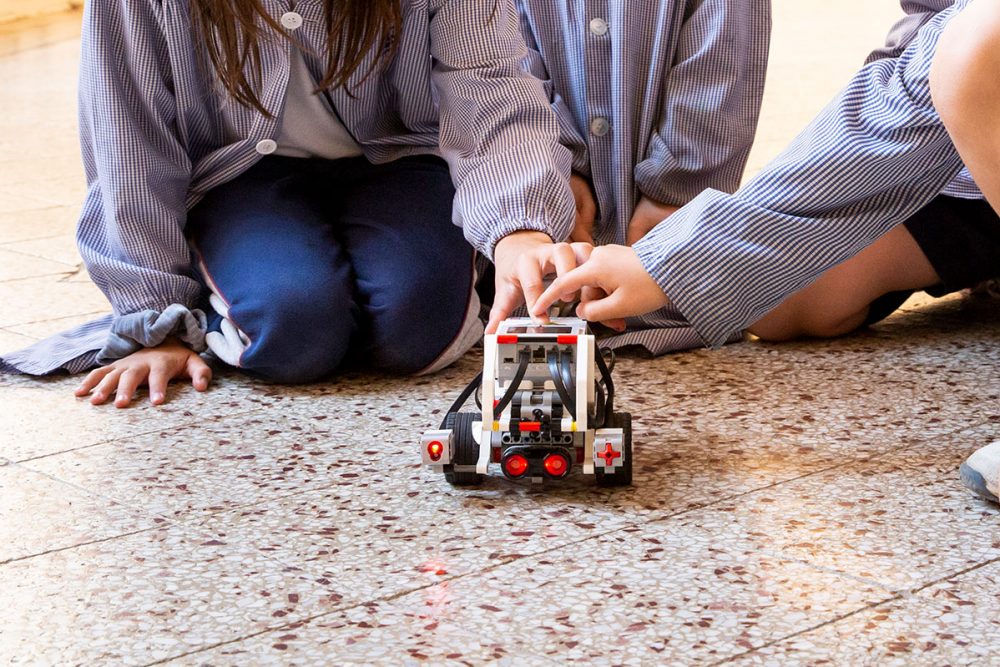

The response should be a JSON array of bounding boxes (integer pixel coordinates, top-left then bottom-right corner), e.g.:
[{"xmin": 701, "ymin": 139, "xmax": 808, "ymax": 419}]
[
  {"xmin": 632, "ymin": 189, "xmax": 745, "ymax": 349},
  {"xmin": 480, "ymin": 215, "xmax": 574, "ymax": 262},
  {"xmin": 96, "ymin": 304, "xmax": 208, "ymax": 365}
]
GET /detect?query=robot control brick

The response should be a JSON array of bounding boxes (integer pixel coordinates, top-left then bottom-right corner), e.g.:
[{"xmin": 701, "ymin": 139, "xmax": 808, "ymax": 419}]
[{"xmin": 420, "ymin": 318, "xmax": 633, "ymax": 486}]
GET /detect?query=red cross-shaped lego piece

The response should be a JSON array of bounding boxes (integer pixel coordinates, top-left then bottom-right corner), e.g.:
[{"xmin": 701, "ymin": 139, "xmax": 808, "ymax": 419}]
[{"xmin": 598, "ymin": 442, "xmax": 621, "ymax": 467}]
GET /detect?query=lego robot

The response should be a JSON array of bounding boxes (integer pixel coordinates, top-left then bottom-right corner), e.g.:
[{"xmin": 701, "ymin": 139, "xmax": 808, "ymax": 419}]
[{"xmin": 420, "ymin": 317, "xmax": 632, "ymax": 486}]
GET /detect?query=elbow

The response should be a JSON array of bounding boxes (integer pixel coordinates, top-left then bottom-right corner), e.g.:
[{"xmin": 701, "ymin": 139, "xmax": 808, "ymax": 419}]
[{"xmin": 930, "ymin": 2, "xmax": 1000, "ymax": 142}]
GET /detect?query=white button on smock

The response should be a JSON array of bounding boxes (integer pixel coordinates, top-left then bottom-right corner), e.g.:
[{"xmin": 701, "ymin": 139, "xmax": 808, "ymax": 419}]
[
  {"xmin": 589, "ymin": 18, "xmax": 608, "ymax": 36},
  {"xmin": 255, "ymin": 139, "xmax": 278, "ymax": 155},
  {"xmin": 280, "ymin": 11, "xmax": 304, "ymax": 30},
  {"xmin": 590, "ymin": 117, "xmax": 610, "ymax": 137}
]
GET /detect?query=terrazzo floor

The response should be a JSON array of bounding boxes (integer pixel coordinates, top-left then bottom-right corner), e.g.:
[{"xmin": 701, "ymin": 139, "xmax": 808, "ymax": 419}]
[{"xmin": 3, "ymin": 3, "xmax": 1000, "ymax": 666}]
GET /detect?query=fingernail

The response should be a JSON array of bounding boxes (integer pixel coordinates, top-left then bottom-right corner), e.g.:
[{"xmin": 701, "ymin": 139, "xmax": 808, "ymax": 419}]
[{"xmin": 151, "ymin": 392, "xmax": 164, "ymax": 403}]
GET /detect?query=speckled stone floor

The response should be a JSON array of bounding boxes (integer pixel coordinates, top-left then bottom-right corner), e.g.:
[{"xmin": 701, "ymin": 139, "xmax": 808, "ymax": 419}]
[{"xmin": 3, "ymin": 3, "xmax": 1000, "ymax": 666}]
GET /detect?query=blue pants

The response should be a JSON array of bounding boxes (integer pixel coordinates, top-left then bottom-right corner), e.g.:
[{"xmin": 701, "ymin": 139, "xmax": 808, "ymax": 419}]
[{"xmin": 186, "ymin": 155, "xmax": 477, "ymax": 383}]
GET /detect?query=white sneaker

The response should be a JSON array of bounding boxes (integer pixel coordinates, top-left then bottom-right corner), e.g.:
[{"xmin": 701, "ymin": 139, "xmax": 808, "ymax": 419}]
[{"xmin": 960, "ymin": 440, "xmax": 1000, "ymax": 503}]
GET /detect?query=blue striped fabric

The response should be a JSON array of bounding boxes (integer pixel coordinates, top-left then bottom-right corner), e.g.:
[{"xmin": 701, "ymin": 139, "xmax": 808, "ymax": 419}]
[
  {"xmin": 872, "ymin": 0, "xmax": 979, "ymax": 198},
  {"xmin": 634, "ymin": 0, "xmax": 978, "ymax": 349},
  {"xmin": 870, "ymin": 0, "xmax": 958, "ymax": 61},
  {"xmin": 1, "ymin": 0, "xmax": 575, "ymax": 375},
  {"xmin": 517, "ymin": 0, "xmax": 770, "ymax": 355}
]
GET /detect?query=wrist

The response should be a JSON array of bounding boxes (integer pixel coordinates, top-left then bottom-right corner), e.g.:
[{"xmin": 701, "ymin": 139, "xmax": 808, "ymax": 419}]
[
  {"xmin": 495, "ymin": 230, "xmax": 553, "ymax": 257},
  {"xmin": 158, "ymin": 336, "xmax": 190, "ymax": 351}
]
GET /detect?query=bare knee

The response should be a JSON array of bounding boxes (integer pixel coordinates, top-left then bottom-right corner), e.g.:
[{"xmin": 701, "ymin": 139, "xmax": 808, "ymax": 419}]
[
  {"xmin": 931, "ymin": 1, "xmax": 1000, "ymax": 137},
  {"xmin": 750, "ymin": 294, "xmax": 867, "ymax": 342},
  {"xmin": 750, "ymin": 225, "xmax": 938, "ymax": 342},
  {"xmin": 748, "ymin": 259, "xmax": 873, "ymax": 341}
]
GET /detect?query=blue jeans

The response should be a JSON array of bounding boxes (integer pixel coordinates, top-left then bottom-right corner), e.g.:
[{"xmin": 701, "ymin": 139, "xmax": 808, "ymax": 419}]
[{"xmin": 186, "ymin": 155, "xmax": 477, "ymax": 383}]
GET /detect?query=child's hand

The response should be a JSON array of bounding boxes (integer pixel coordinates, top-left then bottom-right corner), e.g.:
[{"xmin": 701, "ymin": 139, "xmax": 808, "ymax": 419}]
[
  {"xmin": 487, "ymin": 231, "xmax": 591, "ymax": 333},
  {"xmin": 75, "ymin": 338, "xmax": 212, "ymax": 408},
  {"xmin": 569, "ymin": 173, "xmax": 597, "ymax": 244},
  {"xmin": 531, "ymin": 244, "xmax": 669, "ymax": 324},
  {"xmin": 626, "ymin": 196, "xmax": 679, "ymax": 246}
]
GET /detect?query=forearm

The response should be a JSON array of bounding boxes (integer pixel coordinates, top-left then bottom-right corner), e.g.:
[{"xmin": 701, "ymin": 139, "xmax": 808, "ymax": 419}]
[
  {"xmin": 634, "ymin": 3, "xmax": 967, "ymax": 347},
  {"xmin": 517, "ymin": 9, "xmax": 590, "ymax": 175},
  {"xmin": 430, "ymin": 0, "xmax": 575, "ymax": 260},
  {"xmin": 635, "ymin": 0, "xmax": 771, "ymax": 204},
  {"xmin": 78, "ymin": 0, "xmax": 205, "ymax": 362}
]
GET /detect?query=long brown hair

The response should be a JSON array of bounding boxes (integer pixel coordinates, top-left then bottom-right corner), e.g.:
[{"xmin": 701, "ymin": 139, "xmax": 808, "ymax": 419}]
[{"xmin": 190, "ymin": 0, "xmax": 403, "ymax": 114}]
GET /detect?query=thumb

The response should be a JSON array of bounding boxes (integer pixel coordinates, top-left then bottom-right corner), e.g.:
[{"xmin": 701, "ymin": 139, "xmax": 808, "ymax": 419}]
[
  {"xmin": 186, "ymin": 354, "xmax": 213, "ymax": 392},
  {"xmin": 576, "ymin": 289, "xmax": 631, "ymax": 324}
]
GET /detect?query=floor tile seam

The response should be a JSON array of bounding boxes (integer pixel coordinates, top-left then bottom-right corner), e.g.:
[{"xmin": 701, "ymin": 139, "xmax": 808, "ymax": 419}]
[
  {"xmin": 0, "ymin": 458, "xmax": 195, "ymax": 539},
  {"xmin": 143, "ymin": 569, "xmax": 497, "ymax": 666},
  {"xmin": 855, "ymin": 419, "xmax": 998, "ymax": 469},
  {"xmin": 631, "ymin": 439, "xmax": 985, "ymax": 562},
  {"xmin": 146, "ymin": 545, "xmax": 574, "ymax": 667},
  {"xmin": 0, "ymin": 203, "xmax": 72, "ymax": 216},
  {"xmin": 905, "ymin": 553, "xmax": 1000, "ymax": 598},
  {"xmin": 161, "ymin": 501, "xmax": 655, "ymax": 626},
  {"xmin": 166, "ymin": 494, "xmax": 647, "ymax": 603},
  {"xmin": 679, "ymin": 426, "xmax": 983, "ymax": 505},
  {"xmin": 710, "ymin": 591, "xmax": 905, "ymax": 666},
  {"xmin": 0, "ymin": 38, "xmax": 80, "ymax": 58},
  {"xmin": 0, "ymin": 31, "xmax": 80, "ymax": 58},
  {"xmin": 635, "ymin": 504, "xmax": 901, "ymax": 606},
  {"xmin": 550, "ymin": 508, "xmax": 890, "ymax": 594},
  {"xmin": 752, "ymin": 547, "xmax": 897, "ymax": 592},
  {"xmin": 0, "ymin": 243, "xmax": 80, "ymax": 267},
  {"xmin": 4, "ymin": 309, "xmax": 109, "ymax": 334},
  {"xmin": 151, "ymin": 519, "xmax": 897, "ymax": 667},
  {"xmin": 713, "ymin": 554, "xmax": 1000, "ymax": 665},
  {"xmin": 141, "ymin": 478, "xmax": 406, "ymax": 548},
  {"xmin": 0, "ymin": 267, "xmax": 81, "ymax": 284},
  {"xmin": 0, "ymin": 230, "xmax": 77, "ymax": 245},
  {"xmin": 0, "ymin": 234, "xmax": 79, "ymax": 249},
  {"xmin": 55, "ymin": 266, "xmax": 89, "ymax": 283},
  {"xmin": 0, "ymin": 326, "xmax": 36, "ymax": 340},
  {"xmin": 3, "ymin": 511, "xmax": 462, "ymax": 661},
  {"xmin": 8, "ymin": 426, "xmax": 326, "ymax": 542},
  {"xmin": 750, "ymin": 417, "xmax": 993, "ymax": 479},
  {"xmin": 12, "ymin": 405, "xmax": 274, "ymax": 465},
  {"xmin": 705, "ymin": 525, "xmax": 1000, "ymax": 664},
  {"xmin": 0, "ymin": 526, "xmax": 160, "ymax": 567},
  {"xmin": 0, "ymin": 196, "xmax": 63, "ymax": 213},
  {"xmin": 29, "ymin": 368, "xmax": 978, "ymax": 647},
  {"xmin": 6, "ymin": 310, "xmax": 110, "ymax": 334},
  {"xmin": 0, "ymin": 514, "xmax": 936, "ymax": 667},
  {"xmin": 640, "ymin": 459, "xmax": 852, "ymax": 529},
  {"xmin": 0, "ymin": 271, "xmax": 90, "ymax": 292},
  {"xmin": 15, "ymin": 419, "xmax": 482, "ymax": 529},
  {"xmin": 10, "ymin": 394, "xmax": 984, "ymax": 533}
]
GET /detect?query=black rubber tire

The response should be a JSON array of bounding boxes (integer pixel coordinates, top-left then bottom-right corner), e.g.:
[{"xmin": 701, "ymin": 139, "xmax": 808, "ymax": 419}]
[
  {"xmin": 595, "ymin": 411, "xmax": 633, "ymax": 487},
  {"xmin": 444, "ymin": 411, "xmax": 485, "ymax": 486}
]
